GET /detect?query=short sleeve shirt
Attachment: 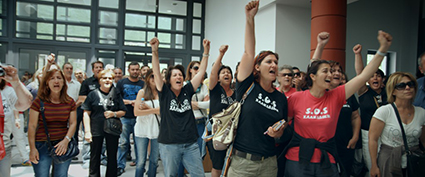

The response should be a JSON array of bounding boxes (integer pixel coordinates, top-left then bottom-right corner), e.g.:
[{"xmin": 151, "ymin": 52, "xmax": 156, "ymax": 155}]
[
  {"xmin": 157, "ymin": 82, "xmax": 198, "ymax": 144},
  {"xmin": 233, "ymin": 74, "xmax": 288, "ymax": 157},
  {"xmin": 209, "ymin": 83, "xmax": 236, "ymax": 117},
  {"xmin": 30, "ymin": 98, "xmax": 76, "ymax": 141},
  {"xmin": 286, "ymin": 85, "xmax": 346, "ymax": 163},
  {"xmin": 1, "ymin": 86, "xmax": 18, "ymax": 148},
  {"xmin": 116, "ymin": 78, "xmax": 145, "ymax": 118},
  {"xmin": 79, "ymin": 77, "xmax": 100, "ymax": 96},
  {"xmin": 359, "ymin": 87, "xmax": 387, "ymax": 130},
  {"xmin": 81, "ymin": 88, "xmax": 127, "ymax": 137}
]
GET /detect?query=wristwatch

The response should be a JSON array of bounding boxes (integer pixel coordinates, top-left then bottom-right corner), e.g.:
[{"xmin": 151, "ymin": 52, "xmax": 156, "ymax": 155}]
[{"xmin": 113, "ymin": 112, "xmax": 117, "ymax": 117}]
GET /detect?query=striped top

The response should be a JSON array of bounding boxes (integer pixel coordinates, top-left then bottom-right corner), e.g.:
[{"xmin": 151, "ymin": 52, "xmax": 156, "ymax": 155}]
[{"xmin": 31, "ymin": 98, "xmax": 76, "ymax": 142}]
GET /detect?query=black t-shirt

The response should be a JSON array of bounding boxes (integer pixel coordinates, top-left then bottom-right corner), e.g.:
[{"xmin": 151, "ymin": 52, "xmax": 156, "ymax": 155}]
[
  {"xmin": 81, "ymin": 88, "xmax": 127, "ymax": 137},
  {"xmin": 335, "ymin": 95, "xmax": 359, "ymax": 147},
  {"xmin": 79, "ymin": 76, "xmax": 100, "ymax": 96},
  {"xmin": 234, "ymin": 74, "xmax": 288, "ymax": 157},
  {"xmin": 359, "ymin": 87, "xmax": 387, "ymax": 130},
  {"xmin": 209, "ymin": 83, "xmax": 236, "ymax": 117},
  {"xmin": 157, "ymin": 82, "xmax": 198, "ymax": 144},
  {"xmin": 116, "ymin": 78, "xmax": 145, "ymax": 119}
]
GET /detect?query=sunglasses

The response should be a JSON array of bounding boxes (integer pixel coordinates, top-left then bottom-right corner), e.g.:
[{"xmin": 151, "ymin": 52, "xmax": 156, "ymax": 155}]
[
  {"xmin": 192, "ymin": 66, "xmax": 199, "ymax": 70},
  {"xmin": 279, "ymin": 73, "xmax": 293, "ymax": 77},
  {"xmin": 394, "ymin": 81, "xmax": 415, "ymax": 90},
  {"xmin": 293, "ymin": 72, "xmax": 301, "ymax": 77},
  {"xmin": 150, "ymin": 75, "xmax": 154, "ymax": 78}
]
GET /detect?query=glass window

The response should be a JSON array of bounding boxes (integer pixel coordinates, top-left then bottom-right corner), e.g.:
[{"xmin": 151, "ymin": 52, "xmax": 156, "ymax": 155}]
[
  {"xmin": 193, "ymin": 3, "xmax": 202, "ymax": 17},
  {"xmin": 99, "ymin": 58, "xmax": 115, "ymax": 66},
  {"xmin": 125, "ymin": 13, "xmax": 155, "ymax": 28},
  {"xmin": 159, "ymin": 0, "xmax": 187, "ymax": 16},
  {"xmin": 192, "ymin": 35, "xmax": 201, "ymax": 50},
  {"xmin": 37, "ymin": 22, "xmax": 53, "ymax": 35},
  {"xmin": 124, "ymin": 30, "xmax": 146, "ymax": 46},
  {"xmin": 57, "ymin": 7, "xmax": 91, "ymax": 23},
  {"xmin": 56, "ymin": 24, "xmax": 90, "ymax": 42},
  {"xmin": 68, "ymin": 58, "xmax": 86, "ymax": 73},
  {"xmin": 16, "ymin": 2, "xmax": 54, "ymax": 20},
  {"xmin": 99, "ymin": 28, "xmax": 117, "ymax": 44},
  {"xmin": 58, "ymin": 0, "xmax": 91, "ymax": 6},
  {"xmin": 16, "ymin": 20, "xmax": 30, "ymax": 33},
  {"xmin": 100, "ymin": 0, "xmax": 119, "ymax": 9},
  {"xmin": 126, "ymin": 0, "xmax": 156, "ymax": 12},
  {"xmin": 176, "ymin": 19, "xmax": 185, "ymax": 31},
  {"xmin": 158, "ymin": 17, "xmax": 171, "ymax": 30},
  {"xmin": 99, "ymin": 11, "xmax": 118, "ymax": 26},
  {"xmin": 158, "ymin": 32, "xmax": 171, "ymax": 48},
  {"xmin": 193, "ymin": 19, "xmax": 201, "ymax": 34},
  {"xmin": 192, "ymin": 56, "xmax": 200, "ymax": 62}
]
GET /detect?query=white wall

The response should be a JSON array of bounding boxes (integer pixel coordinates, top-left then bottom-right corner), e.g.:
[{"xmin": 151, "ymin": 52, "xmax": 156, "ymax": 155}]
[
  {"xmin": 275, "ymin": 4, "xmax": 311, "ymax": 71},
  {"xmin": 205, "ymin": 0, "xmax": 277, "ymax": 74}
]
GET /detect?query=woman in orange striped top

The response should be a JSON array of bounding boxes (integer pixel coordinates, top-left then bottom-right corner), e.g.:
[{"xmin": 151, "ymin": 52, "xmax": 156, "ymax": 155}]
[{"xmin": 28, "ymin": 68, "xmax": 77, "ymax": 176}]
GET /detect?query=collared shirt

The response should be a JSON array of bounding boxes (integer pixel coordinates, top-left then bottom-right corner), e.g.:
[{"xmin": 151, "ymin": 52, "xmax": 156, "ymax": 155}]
[
  {"xmin": 67, "ymin": 79, "xmax": 81, "ymax": 101},
  {"xmin": 414, "ymin": 77, "xmax": 425, "ymax": 108}
]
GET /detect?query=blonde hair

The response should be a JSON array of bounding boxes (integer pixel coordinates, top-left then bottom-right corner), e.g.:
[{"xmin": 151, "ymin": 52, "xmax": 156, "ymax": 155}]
[{"xmin": 385, "ymin": 72, "xmax": 417, "ymax": 103}]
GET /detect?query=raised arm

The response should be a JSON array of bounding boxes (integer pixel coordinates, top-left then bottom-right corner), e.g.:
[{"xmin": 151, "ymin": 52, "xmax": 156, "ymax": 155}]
[
  {"xmin": 237, "ymin": 0, "xmax": 259, "ymax": 82},
  {"xmin": 209, "ymin": 45, "xmax": 228, "ymax": 90},
  {"xmin": 369, "ymin": 117, "xmax": 385, "ymax": 177},
  {"xmin": 1, "ymin": 65, "xmax": 33, "ymax": 111},
  {"xmin": 191, "ymin": 39, "xmax": 210, "ymax": 91},
  {"xmin": 345, "ymin": 31, "xmax": 392, "ymax": 99},
  {"xmin": 150, "ymin": 37, "xmax": 164, "ymax": 91},
  {"xmin": 311, "ymin": 32, "xmax": 330, "ymax": 61},
  {"xmin": 352, "ymin": 44, "xmax": 368, "ymax": 95}
]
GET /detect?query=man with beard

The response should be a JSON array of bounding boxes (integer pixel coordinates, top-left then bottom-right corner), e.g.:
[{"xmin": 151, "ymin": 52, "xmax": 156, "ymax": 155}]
[
  {"xmin": 116, "ymin": 61, "xmax": 145, "ymax": 176},
  {"xmin": 140, "ymin": 65, "xmax": 150, "ymax": 82},
  {"xmin": 414, "ymin": 52, "xmax": 425, "ymax": 108}
]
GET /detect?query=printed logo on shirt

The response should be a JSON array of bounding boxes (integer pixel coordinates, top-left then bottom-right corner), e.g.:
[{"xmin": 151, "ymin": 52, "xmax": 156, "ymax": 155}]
[
  {"xmin": 169, "ymin": 99, "xmax": 191, "ymax": 113},
  {"xmin": 303, "ymin": 107, "xmax": 330, "ymax": 119},
  {"xmin": 220, "ymin": 94, "xmax": 235, "ymax": 105},
  {"xmin": 123, "ymin": 84, "xmax": 143, "ymax": 100},
  {"xmin": 89, "ymin": 84, "xmax": 97, "ymax": 91},
  {"xmin": 2, "ymin": 98, "xmax": 11, "ymax": 114},
  {"xmin": 98, "ymin": 99, "xmax": 115, "ymax": 107},
  {"xmin": 343, "ymin": 104, "xmax": 351, "ymax": 108},
  {"xmin": 255, "ymin": 93, "xmax": 278, "ymax": 112},
  {"xmin": 387, "ymin": 127, "xmax": 421, "ymax": 147}
]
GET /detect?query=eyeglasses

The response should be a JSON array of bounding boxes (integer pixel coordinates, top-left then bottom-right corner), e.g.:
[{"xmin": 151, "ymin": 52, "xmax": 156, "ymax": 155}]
[
  {"xmin": 192, "ymin": 66, "xmax": 199, "ymax": 70},
  {"xmin": 279, "ymin": 73, "xmax": 293, "ymax": 77},
  {"xmin": 293, "ymin": 72, "xmax": 301, "ymax": 77},
  {"xmin": 394, "ymin": 81, "xmax": 415, "ymax": 90}
]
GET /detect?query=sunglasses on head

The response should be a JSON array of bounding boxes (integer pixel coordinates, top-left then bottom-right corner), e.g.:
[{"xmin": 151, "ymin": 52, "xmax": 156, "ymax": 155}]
[
  {"xmin": 192, "ymin": 66, "xmax": 199, "ymax": 70},
  {"xmin": 293, "ymin": 72, "xmax": 301, "ymax": 77},
  {"xmin": 394, "ymin": 81, "xmax": 415, "ymax": 90},
  {"xmin": 279, "ymin": 73, "xmax": 293, "ymax": 77}
]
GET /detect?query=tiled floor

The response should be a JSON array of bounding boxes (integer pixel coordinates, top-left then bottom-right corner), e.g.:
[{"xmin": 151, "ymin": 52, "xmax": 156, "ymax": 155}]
[{"xmin": 9, "ymin": 138, "xmax": 212, "ymax": 177}]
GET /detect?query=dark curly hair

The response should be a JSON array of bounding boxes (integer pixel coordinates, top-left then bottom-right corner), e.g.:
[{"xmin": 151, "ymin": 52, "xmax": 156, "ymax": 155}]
[
  {"xmin": 306, "ymin": 60, "xmax": 330, "ymax": 87},
  {"xmin": 166, "ymin": 65, "xmax": 185, "ymax": 87}
]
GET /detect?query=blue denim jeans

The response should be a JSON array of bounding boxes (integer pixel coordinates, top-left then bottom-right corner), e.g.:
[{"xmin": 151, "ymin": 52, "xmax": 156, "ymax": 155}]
[
  {"xmin": 159, "ymin": 142, "xmax": 205, "ymax": 177},
  {"xmin": 117, "ymin": 117, "xmax": 137, "ymax": 169},
  {"xmin": 178, "ymin": 121, "xmax": 206, "ymax": 177},
  {"xmin": 32, "ymin": 142, "xmax": 72, "ymax": 177},
  {"xmin": 135, "ymin": 137, "xmax": 159, "ymax": 177}
]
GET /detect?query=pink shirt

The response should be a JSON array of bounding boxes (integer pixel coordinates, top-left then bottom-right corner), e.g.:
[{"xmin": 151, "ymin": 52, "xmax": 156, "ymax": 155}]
[{"xmin": 286, "ymin": 85, "xmax": 346, "ymax": 163}]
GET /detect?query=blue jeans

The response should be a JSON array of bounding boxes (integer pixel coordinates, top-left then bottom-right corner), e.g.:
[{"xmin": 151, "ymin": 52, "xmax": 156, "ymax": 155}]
[
  {"xmin": 159, "ymin": 142, "xmax": 205, "ymax": 177},
  {"xmin": 178, "ymin": 121, "xmax": 206, "ymax": 177},
  {"xmin": 32, "ymin": 142, "xmax": 72, "ymax": 177},
  {"xmin": 117, "ymin": 117, "xmax": 137, "ymax": 169},
  {"xmin": 135, "ymin": 137, "xmax": 159, "ymax": 177}
]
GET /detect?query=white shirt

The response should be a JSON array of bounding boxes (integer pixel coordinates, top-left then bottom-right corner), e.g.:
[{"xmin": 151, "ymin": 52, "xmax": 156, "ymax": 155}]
[
  {"xmin": 66, "ymin": 79, "xmax": 81, "ymax": 101},
  {"xmin": 134, "ymin": 99, "xmax": 160, "ymax": 139},
  {"xmin": 373, "ymin": 104, "xmax": 425, "ymax": 167},
  {"xmin": 1, "ymin": 86, "xmax": 17, "ymax": 148},
  {"xmin": 184, "ymin": 82, "xmax": 209, "ymax": 119}
]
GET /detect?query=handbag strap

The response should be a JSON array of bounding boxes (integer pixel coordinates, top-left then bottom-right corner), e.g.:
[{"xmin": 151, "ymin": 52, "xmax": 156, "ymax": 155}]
[
  {"xmin": 150, "ymin": 100, "xmax": 160, "ymax": 126},
  {"xmin": 390, "ymin": 103, "xmax": 411, "ymax": 154},
  {"xmin": 40, "ymin": 100, "xmax": 53, "ymax": 149},
  {"xmin": 240, "ymin": 82, "xmax": 254, "ymax": 105}
]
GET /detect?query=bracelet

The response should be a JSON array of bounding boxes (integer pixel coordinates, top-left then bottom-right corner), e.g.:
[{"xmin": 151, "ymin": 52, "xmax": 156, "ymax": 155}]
[
  {"xmin": 114, "ymin": 112, "xmax": 117, "ymax": 117},
  {"xmin": 65, "ymin": 136, "xmax": 71, "ymax": 142},
  {"xmin": 202, "ymin": 54, "xmax": 210, "ymax": 57},
  {"xmin": 376, "ymin": 51, "xmax": 387, "ymax": 56}
]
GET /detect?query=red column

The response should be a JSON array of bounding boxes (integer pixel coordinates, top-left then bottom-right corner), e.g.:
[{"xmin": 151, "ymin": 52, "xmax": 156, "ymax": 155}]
[{"xmin": 311, "ymin": 0, "xmax": 347, "ymax": 70}]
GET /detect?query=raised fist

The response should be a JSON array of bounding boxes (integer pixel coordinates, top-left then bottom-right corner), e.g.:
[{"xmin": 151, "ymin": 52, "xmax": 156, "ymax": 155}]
[
  {"xmin": 353, "ymin": 44, "xmax": 362, "ymax": 54},
  {"xmin": 377, "ymin": 30, "xmax": 392, "ymax": 53},
  {"xmin": 150, "ymin": 37, "xmax": 159, "ymax": 51},
  {"xmin": 317, "ymin": 32, "xmax": 330, "ymax": 46},
  {"xmin": 245, "ymin": 0, "xmax": 259, "ymax": 18},
  {"xmin": 219, "ymin": 45, "xmax": 228, "ymax": 54},
  {"xmin": 203, "ymin": 39, "xmax": 211, "ymax": 53}
]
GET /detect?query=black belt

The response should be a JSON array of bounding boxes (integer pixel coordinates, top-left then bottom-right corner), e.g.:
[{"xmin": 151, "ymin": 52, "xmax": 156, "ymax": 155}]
[
  {"xmin": 195, "ymin": 118, "xmax": 206, "ymax": 125},
  {"xmin": 232, "ymin": 149, "xmax": 271, "ymax": 161}
]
